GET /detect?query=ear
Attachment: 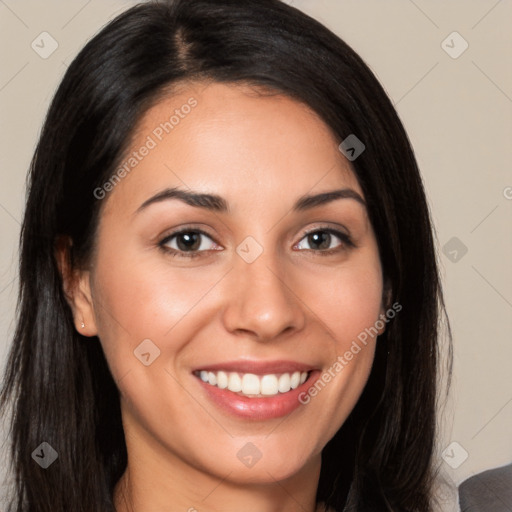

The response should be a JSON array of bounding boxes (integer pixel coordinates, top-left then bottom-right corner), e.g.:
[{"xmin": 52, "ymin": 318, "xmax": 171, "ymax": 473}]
[
  {"xmin": 54, "ymin": 235, "xmax": 98, "ymax": 337},
  {"xmin": 376, "ymin": 277, "xmax": 393, "ymax": 336}
]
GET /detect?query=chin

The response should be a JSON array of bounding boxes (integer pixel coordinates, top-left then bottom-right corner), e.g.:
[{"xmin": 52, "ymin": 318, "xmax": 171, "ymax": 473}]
[{"xmin": 202, "ymin": 442, "xmax": 319, "ymax": 485}]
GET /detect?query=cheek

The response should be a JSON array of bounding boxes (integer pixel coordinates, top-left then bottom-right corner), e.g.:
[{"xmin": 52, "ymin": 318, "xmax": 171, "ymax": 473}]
[
  {"xmin": 304, "ymin": 257, "xmax": 384, "ymax": 346},
  {"xmin": 293, "ymin": 255, "xmax": 383, "ymax": 436},
  {"xmin": 89, "ymin": 241, "xmax": 226, "ymax": 381}
]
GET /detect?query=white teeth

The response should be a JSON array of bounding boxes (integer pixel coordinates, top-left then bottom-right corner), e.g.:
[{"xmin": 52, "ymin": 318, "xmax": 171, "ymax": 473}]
[
  {"xmin": 228, "ymin": 372, "xmax": 242, "ymax": 392},
  {"xmin": 290, "ymin": 371, "xmax": 300, "ymax": 389},
  {"xmin": 241, "ymin": 374, "xmax": 260, "ymax": 395},
  {"xmin": 278, "ymin": 373, "xmax": 291, "ymax": 393},
  {"xmin": 260, "ymin": 374, "xmax": 278, "ymax": 395},
  {"xmin": 197, "ymin": 370, "xmax": 310, "ymax": 397},
  {"xmin": 216, "ymin": 371, "xmax": 228, "ymax": 389}
]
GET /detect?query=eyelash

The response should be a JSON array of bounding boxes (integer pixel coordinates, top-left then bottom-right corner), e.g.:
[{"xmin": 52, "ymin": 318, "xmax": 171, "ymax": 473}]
[{"xmin": 158, "ymin": 226, "xmax": 356, "ymax": 259}]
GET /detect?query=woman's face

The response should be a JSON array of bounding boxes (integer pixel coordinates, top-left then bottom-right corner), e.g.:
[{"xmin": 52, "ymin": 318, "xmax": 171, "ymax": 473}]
[{"xmin": 77, "ymin": 81, "xmax": 386, "ymax": 490}]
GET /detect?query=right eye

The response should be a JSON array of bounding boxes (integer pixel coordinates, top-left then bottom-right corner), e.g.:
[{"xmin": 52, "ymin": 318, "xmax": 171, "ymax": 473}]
[{"xmin": 159, "ymin": 229, "xmax": 221, "ymax": 258}]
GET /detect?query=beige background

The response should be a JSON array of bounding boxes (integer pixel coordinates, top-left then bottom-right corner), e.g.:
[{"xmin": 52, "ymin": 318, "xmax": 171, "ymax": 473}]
[{"xmin": 1, "ymin": 1, "xmax": 511, "ymax": 510}]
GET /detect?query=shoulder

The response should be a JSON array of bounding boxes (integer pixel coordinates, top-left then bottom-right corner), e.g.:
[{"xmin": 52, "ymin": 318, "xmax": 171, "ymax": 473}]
[{"xmin": 458, "ymin": 463, "xmax": 512, "ymax": 511}]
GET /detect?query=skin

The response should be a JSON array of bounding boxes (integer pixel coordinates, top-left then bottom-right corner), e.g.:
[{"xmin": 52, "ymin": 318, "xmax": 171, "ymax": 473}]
[{"xmin": 61, "ymin": 81, "xmax": 388, "ymax": 512}]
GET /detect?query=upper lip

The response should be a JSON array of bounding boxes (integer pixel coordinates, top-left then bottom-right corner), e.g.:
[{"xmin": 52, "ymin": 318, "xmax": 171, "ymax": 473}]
[{"xmin": 192, "ymin": 360, "xmax": 316, "ymax": 375}]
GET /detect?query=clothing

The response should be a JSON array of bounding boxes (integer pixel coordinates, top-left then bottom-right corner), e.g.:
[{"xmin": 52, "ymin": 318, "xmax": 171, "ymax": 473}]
[{"xmin": 458, "ymin": 463, "xmax": 512, "ymax": 511}]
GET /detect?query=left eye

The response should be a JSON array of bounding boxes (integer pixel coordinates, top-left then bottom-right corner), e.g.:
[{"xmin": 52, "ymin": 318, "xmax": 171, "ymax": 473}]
[{"xmin": 295, "ymin": 229, "xmax": 349, "ymax": 251}]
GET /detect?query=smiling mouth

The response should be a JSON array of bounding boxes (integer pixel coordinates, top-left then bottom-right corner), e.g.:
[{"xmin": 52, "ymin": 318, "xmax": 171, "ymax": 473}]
[{"xmin": 193, "ymin": 370, "xmax": 310, "ymax": 398}]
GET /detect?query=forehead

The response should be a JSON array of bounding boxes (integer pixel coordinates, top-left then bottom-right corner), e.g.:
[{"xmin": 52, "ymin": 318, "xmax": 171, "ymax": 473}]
[{"xmin": 101, "ymin": 81, "xmax": 362, "ymax": 217}]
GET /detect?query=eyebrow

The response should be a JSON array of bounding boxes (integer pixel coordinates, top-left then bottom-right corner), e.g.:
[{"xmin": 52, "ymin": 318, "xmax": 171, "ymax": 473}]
[{"xmin": 135, "ymin": 186, "xmax": 366, "ymax": 215}]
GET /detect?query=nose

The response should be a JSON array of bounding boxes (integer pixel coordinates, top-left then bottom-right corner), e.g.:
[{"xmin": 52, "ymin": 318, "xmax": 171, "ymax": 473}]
[{"xmin": 221, "ymin": 249, "xmax": 306, "ymax": 342}]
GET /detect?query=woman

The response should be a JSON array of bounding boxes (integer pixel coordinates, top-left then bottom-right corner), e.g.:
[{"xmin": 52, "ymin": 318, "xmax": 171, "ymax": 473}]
[{"xmin": 0, "ymin": 0, "xmax": 451, "ymax": 510}]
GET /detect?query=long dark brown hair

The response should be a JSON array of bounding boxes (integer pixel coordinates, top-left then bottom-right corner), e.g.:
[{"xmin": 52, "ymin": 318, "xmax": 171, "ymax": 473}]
[{"xmin": 0, "ymin": 1, "xmax": 451, "ymax": 510}]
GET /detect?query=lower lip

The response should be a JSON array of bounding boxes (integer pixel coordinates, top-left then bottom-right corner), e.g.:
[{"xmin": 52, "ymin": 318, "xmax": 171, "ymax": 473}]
[{"xmin": 194, "ymin": 371, "xmax": 321, "ymax": 420}]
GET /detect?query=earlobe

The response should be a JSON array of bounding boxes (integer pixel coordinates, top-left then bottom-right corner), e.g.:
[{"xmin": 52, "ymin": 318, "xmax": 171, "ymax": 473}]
[
  {"xmin": 73, "ymin": 271, "xmax": 99, "ymax": 336},
  {"xmin": 377, "ymin": 306, "xmax": 387, "ymax": 336},
  {"xmin": 54, "ymin": 235, "xmax": 98, "ymax": 336}
]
